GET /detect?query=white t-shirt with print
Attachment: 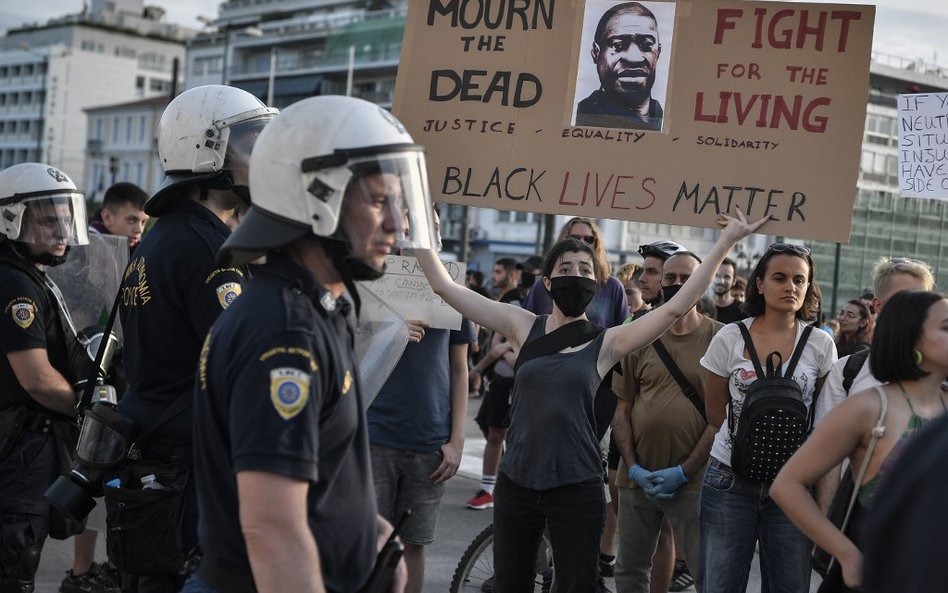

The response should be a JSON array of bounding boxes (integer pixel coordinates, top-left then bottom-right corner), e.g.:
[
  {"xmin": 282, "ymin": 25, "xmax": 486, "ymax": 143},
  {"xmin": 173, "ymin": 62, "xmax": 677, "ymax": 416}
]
[{"xmin": 700, "ymin": 318, "xmax": 838, "ymax": 467}]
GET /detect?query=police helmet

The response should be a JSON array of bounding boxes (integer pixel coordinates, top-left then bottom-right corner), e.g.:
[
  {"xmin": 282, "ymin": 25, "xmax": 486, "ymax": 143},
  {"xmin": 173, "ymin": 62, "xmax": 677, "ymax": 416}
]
[
  {"xmin": 0, "ymin": 163, "xmax": 89, "ymax": 248},
  {"xmin": 219, "ymin": 96, "xmax": 436, "ymax": 276},
  {"xmin": 148, "ymin": 85, "xmax": 278, "ymax": 216}
]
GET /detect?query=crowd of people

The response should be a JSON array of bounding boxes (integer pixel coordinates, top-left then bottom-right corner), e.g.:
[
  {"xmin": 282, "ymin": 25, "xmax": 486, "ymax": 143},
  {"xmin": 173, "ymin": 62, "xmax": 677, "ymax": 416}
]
[{"xmin": 0, "ymin": 82, "xmax": 944, "ymax": 593}]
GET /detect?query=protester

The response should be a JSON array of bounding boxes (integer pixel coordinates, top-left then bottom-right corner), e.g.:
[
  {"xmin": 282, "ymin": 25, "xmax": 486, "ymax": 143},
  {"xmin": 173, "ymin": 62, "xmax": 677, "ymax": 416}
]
[
  {"xmin": 636, "ymin": 240, "xmax": 685, "ymax": 307},
  {"xmin": 712, "ymin": 257, "xmax": 744, "ymax": 323},
  {"xmin": 834, "ymin": 299, "xmax": 873, "ymax": 357},
  {"xmin": 616, "ymin": 262, "xmax": 649, "ymax": 322},
  {"xmin": 113, "ymin": 85, "xmax": 276, "ymax": 592},
  {"xmin": 416, "ymin": 208, "xmax": 767, "ymax": 593},
  {"xmin": 772, "ymin": 291, "xmax": 948, "ymax": 591},
  {"xmin": 183, "ymin": 95, "xmax": 425, "ymax": 593},
  {"xmin": 699, "ymin": 243, "xmax": 837, "ymax": 593},
  {"xmin": 523, "ymin": 217, "xmax": 628, "ymax": 583},
  {"xmin": 812, "ymin": 257, "xmax": 935, "ymax": 511},
  {"xmin": 88, "ymin": 182, "xmax": 149, "ymax": 252},
  {"xmin": 612, "ymin": 251, "xmax": 721, "ymax": 593},
  {"xmin": 0, "ymin": 163, "xmax": 89, "ymax": 592}
]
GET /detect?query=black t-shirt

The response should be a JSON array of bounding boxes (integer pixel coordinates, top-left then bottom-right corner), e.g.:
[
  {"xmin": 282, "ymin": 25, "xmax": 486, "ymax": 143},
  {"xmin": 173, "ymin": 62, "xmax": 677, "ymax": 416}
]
[
  {"xmin": 194, "ymin": 253, "xmax": 377, "ymax": 593},
  {"xmin": 117, "ymin": 199, "xmax": 246, "ymax": 444},
  {"xmin": 715, "ymin": 300, "xmax": 745, "ymax": 324},
  {"xmin": 0, "ymin": 244, "xmax": 73, "ymax": 410}
]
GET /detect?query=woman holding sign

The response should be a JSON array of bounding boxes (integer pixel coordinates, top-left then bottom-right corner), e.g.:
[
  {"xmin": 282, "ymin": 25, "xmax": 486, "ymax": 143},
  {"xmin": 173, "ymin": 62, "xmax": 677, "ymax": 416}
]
[{"xmin": 415, "ymin": 208, "xmax": 768, "ymax": 592}]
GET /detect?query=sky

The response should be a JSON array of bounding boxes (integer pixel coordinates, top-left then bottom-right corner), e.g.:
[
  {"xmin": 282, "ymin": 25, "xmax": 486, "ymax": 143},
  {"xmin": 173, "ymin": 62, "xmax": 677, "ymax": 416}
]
[{"xmin": 0, "ymin": 0, "xmax": 946, "ymax": 67}]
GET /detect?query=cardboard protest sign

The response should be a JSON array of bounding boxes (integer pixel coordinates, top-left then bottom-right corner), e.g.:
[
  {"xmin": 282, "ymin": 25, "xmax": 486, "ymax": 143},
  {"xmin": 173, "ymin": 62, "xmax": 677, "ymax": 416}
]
[
  {"xmin": 393, "ymin": 0, "xmax": 875, "ymax": 242},
  {"xmin": 898, "ymin": 92, "xmax": 948, "ymax": 199},
  {"xmin": 359, "ymin": 255, "xmax": 466, "ymax": 330}
]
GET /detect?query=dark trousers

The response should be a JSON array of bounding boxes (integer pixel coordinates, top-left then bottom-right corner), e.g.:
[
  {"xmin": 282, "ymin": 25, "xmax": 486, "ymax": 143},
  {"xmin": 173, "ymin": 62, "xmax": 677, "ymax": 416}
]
[
  {"xmin": 0, "ymin": 432, "xmax": 58, "ymax": 592},
  {"xmin": 493, "ymin": 472, "xmax": 604, "ymax": 593}
]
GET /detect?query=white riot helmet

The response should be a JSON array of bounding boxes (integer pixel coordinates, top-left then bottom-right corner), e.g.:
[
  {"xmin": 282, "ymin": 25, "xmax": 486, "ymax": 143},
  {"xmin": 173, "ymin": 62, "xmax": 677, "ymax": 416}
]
[
  {"xmin": 148, "ymin": 85, "xmax": 278, "ymax": 216},
  {"xmin": 220, "ymin": 96, "xmax": 436, "ymax": 279},
  {"xmin": 0, "ymin": 163, "xmax": 89, "ymax": 262}
]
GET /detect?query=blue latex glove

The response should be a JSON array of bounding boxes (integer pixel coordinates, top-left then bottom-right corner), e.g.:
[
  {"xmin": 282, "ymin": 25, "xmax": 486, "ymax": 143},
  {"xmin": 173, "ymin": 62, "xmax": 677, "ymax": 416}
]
[
  {"xmin": 628, "ymin": 464, "xmax": 654, "ymax": 490},
  {"xmin": 644, "ymin": 466, "xmax": 688, "ymax": 500}
]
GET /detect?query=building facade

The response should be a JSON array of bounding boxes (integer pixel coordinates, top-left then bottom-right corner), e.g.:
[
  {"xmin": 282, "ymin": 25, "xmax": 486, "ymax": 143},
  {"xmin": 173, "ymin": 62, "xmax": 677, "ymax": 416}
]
[
  {"xmin": 0, "ymin": 0, "xmax": 187, "ymax": 187},
  {"xmin": 83, "ymin": 95, "xmax": 168, "ymax": 201}
]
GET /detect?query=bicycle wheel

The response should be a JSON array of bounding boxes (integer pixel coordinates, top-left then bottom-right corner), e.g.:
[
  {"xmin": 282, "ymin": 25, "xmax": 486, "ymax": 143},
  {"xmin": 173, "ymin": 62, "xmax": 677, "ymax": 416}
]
[{"xmin": 450, "ymin": 524, "xmax": 554, "ymax": 593}]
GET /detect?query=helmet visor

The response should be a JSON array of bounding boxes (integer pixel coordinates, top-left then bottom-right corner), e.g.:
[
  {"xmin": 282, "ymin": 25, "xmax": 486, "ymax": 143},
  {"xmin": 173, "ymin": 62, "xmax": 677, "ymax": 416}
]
[
  {"xmin": 9, "ymin": 194, "xmax": 89, "ymax": 247},
  {"xmin": 339, "ymin": 148, "xmax": 435, "ymax": 253},
  {"xmin": 221, "ymin": 114, "xmax": 276, "ymax": 186}
]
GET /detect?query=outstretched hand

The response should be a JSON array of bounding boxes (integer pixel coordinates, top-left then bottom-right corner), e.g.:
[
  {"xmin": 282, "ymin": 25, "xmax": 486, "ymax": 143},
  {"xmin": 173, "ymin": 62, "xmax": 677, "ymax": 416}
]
[{"xmin": 717, "ymin": 207, "xmax": 771, "ymax": 244}]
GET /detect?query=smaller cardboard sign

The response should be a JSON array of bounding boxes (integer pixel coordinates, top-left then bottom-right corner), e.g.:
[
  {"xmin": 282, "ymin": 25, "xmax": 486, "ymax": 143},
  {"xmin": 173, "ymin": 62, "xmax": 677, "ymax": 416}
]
[
  {"xmin": 359, "ymin": 255, "xmax": 466, "ymax": 330},
  {"xmin": 898, "ymin": 92, "xmax": 948, "ymax": 199}
]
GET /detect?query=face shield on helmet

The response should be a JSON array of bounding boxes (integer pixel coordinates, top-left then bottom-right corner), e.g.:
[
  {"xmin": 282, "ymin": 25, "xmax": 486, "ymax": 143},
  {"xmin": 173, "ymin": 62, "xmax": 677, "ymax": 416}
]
[
  {"xmin": 1, "ymin": 194, "xmax": 89, "ymax": 247},
  {"xmin": 306, "ymin": 146, "xmax": 436, "ymax": 257},
  {"xmin": 205, "ymin": 114, "xmax": 273, "ymax": 204}
]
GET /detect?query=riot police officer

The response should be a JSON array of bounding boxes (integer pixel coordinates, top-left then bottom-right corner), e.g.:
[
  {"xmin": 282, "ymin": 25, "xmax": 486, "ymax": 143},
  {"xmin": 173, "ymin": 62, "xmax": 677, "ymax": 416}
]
[
  {"xmin": 182, "ymin": 96, "xmax": 438, "ymax": 593},
  {"xmin": 114, "ymin": 85, "xmax": 276, "ymax": 593},
  {"xmin": 0, "ymin": 163, "xmax": 90, "ymax": 592}
]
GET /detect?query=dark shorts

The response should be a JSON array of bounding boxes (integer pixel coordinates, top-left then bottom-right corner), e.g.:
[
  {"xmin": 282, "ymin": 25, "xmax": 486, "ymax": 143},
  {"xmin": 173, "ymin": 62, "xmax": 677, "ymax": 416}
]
[{"xmin": 476, "ymin": 377, "xmax": 513, "ymax": 431}]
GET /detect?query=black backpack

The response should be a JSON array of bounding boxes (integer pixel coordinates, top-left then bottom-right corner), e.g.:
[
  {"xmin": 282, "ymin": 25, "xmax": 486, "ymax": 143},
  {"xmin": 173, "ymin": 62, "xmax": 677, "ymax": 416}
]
[{"xmin": 729, "ymin": 323, "xmax": 815, "ymax": 483}]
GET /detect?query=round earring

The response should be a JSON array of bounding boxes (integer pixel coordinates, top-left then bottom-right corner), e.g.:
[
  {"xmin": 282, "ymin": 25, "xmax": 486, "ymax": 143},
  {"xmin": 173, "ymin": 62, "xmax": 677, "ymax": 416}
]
[{"xmin": 914, "ymin": 350, "xmax": 924, "ymax": 365}]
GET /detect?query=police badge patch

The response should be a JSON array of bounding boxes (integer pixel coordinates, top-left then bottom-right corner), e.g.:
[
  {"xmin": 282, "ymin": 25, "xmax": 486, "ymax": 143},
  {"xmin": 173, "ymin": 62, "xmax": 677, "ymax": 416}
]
[
  {"xmin": 11, "ymin": 301, "xmax": 36, "ymax": 329},
  {"xmin": 270, "ymin": 367, "xmax": 310, "ymax": 420},
  {"xmin": 216, "ymin": 283, "xmax": 242, "ymax": 310}
]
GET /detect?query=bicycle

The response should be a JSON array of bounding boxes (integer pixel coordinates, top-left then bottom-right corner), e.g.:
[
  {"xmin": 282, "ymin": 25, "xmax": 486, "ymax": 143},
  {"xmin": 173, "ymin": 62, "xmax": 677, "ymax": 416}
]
[{"xmin": 450, "ymin": 523, "xmax": 554, "ymax": 593}]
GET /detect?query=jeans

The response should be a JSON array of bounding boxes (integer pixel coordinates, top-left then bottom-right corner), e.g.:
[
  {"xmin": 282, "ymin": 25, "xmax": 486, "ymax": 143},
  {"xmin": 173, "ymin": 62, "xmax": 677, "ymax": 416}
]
[
  {"xmin": 370, "ymin": 445, "xmax": 446, "ymax": 545},
  {"xmin": 493, "ymin": 472, "xmax": 605, "ymax": 593},
  {"xmin": 699, "ymin": 459, "xmax": 812, "ymax": 593},
  {"xmin": 179, "ymin": 576, "xmax": 216, "ymax": 593}
]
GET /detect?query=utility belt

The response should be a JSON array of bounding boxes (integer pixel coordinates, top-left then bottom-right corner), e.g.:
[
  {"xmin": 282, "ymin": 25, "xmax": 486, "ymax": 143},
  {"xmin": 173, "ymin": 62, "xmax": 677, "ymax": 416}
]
[
  {"xmin": 0, "ymin": 406, "xmax": 57, "ymax": 458},
  {"xmin": 196, "ymin": 558, "xmax": 256, "ymax": 593}
]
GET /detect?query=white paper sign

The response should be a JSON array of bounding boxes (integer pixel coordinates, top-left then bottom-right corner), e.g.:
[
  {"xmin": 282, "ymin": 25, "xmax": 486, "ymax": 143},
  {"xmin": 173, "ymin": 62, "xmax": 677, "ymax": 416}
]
[
  {"xmin": 898, "ymin": 92, "xmax": 948, "ymax": 199},
  {"xmin": 359, "ymin": 255, "xmax": 466, "ymax": 330}
]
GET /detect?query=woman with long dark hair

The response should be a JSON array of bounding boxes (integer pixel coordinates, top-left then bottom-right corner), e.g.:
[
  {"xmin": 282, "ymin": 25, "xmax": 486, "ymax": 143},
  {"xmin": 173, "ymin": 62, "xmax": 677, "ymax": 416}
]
[
  {"xmin": 698, "ymin": 243, "xmax": 837, "ymax": 593},
  {"xmin": 834, "ymin": 299, "xmax": 873, "ymax": 357}
]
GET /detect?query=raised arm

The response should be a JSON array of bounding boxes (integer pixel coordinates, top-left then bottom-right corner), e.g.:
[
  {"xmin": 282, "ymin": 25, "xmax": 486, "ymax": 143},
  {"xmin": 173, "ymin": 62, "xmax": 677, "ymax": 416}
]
[
  {"xmin": 599, "ymin": 209, "xmax": 769, "ymax": 373},
  {"xmin": 414, "ymin": 249, "xmax": 535, "ymax": 348}
]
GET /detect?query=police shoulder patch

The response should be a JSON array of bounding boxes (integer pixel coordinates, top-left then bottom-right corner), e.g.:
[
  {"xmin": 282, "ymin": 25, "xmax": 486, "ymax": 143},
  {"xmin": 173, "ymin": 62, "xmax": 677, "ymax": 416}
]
[
  {"xmin": 10, "ymin": 299, "xmax": 37, "ymax": 329},
  {"xmin": 216, "ymin": 282, "xmax": 242, "ymax": 310},
  {"xmin": 270, "ymin": 367, "xmax": 310, "ymax": 420}
]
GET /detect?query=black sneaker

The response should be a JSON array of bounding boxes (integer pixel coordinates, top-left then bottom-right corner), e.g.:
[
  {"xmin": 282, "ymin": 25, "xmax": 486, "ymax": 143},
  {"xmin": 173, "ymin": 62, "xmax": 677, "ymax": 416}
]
[
  {"xmin": 669, "ymin": 559, "xmax": 695, "ymax": 592},
  {"xmin": 59, "ymin": 566, "xmax": 120, "ymax": 593}
]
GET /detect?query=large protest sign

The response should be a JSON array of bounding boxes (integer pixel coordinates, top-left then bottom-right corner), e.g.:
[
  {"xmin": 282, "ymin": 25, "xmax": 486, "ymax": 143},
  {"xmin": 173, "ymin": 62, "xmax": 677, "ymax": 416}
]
[
  {"xmin": 359, "ymin": 255, "xmax": 466, "ymax": 330},
  {"xmin": 393, "ymin": 0, "xmax": 875, "ymax": 242},
  {"xmin": 897, "ymin": 92, "xmax": 948, "ymax": 199}
]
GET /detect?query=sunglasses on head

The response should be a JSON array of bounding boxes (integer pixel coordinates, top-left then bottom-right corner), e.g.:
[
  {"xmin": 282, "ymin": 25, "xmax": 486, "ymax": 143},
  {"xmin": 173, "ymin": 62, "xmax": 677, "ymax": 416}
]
[
  {"xmin": 568, "ymin": 234, "xmax": 596, "ymax": 245},
  {"xmin": 767, "ymin": 243, "xmax": 810, "ymax": 257}
]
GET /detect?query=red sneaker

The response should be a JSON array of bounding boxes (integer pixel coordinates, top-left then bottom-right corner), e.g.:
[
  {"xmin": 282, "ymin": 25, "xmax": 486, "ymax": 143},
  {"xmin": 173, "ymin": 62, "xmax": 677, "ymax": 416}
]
[{"xmin": 465, "ymin": 490, "xmax": 494, "ymax": 510}]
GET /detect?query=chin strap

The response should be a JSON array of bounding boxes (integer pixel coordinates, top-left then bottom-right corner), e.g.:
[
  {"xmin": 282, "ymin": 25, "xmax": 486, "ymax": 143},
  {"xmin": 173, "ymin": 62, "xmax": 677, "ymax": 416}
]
[
  {"xmin": 318, "ymin": 235, "xmax": 388, "ymax": 320},
  {"xmin": 9, "ymin": 241, "xmax": 70, "ymax": 267}
]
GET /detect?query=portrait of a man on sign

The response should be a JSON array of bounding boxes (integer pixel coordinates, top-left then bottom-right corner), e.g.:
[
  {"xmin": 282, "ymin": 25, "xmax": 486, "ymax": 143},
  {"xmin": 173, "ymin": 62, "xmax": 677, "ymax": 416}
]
[{"xmin": 573, "ymin": 0, "xmax": 676, "ymax": 131}]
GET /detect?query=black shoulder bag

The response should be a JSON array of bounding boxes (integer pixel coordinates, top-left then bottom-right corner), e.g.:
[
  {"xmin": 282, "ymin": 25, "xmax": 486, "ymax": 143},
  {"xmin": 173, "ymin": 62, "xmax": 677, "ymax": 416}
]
[{"xmin": 514, "ymin": 318, "xmax": 603, "ymax": 372}]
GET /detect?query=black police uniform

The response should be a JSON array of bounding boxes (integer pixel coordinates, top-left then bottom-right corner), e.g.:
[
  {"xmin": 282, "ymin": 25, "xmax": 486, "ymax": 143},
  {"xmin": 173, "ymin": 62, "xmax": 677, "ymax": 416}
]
[
  {"xmin": 116, "ymin": 197, "xmax": 246, "ymax": 591},
  {"xmin": 0, "ymin": 242, "xmax": 75, "ymax": 591},
  {"xmin": 192, "ymin": 253, "xmax": 377, "ymax": 593}
]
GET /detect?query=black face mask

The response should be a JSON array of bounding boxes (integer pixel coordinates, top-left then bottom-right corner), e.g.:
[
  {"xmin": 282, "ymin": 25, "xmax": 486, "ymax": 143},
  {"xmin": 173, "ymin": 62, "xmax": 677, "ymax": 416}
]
[
  {"xmin": 549, "ymin": 276, "xmax": 597, "ymax": 318},
  {"xmin": 520, "ymin": 271, "xmax": 536, "ymax": 289},
  {"xmin": 12, "ymin": 241, "xmax": 69, "ymax": 267},
  {"xmin": 661, "ymin": 284, "xmax": 683, "ymax": 302}
]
